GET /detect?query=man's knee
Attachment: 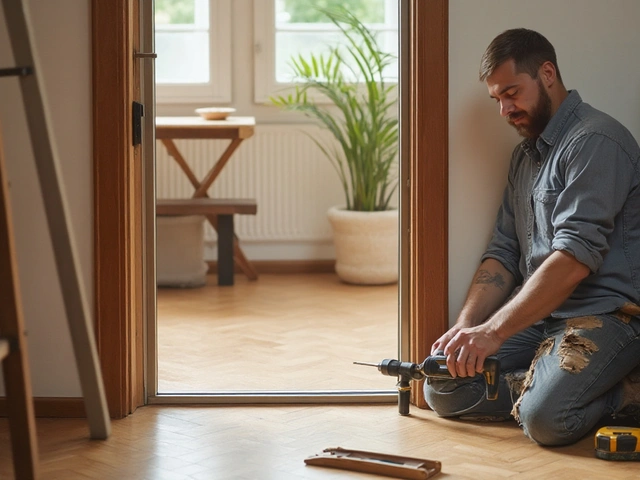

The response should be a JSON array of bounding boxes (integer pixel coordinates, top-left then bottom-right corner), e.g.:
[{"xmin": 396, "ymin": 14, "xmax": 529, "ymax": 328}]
[
  {"xmin": 516, "ymin": 392, "xmax": 584, "ymax": 446},
  {"xmin": 423, "ymin": 378, "xmax": 486, "ymax": 417},
  {"xmin": 424, "ymin": 381, "xmax": 457, "ymax": 416}
]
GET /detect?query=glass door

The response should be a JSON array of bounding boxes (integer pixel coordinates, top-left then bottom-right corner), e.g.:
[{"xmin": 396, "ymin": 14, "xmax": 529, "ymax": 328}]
[{"xmin": 146, "ymin": 0, "xmax": 405, "ymax": 405}]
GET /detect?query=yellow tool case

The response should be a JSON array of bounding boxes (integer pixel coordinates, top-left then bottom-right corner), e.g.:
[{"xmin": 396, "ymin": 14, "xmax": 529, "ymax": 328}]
[{"xmin": 595, "ymin": 426, "xmax": 640, "ymax": 461}]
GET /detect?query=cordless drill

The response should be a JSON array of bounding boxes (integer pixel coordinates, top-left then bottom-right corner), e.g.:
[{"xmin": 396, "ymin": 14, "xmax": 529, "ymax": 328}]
[{"xmin": 355, "ymin": 353, "xmax": 500, "ymax": 415}]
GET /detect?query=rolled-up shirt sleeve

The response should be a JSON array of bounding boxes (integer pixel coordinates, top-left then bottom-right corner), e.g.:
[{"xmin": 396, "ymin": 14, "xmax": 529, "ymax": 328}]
[{"xmin": 551, "ymin": 132, "xmax": 635, "ymax": 273}]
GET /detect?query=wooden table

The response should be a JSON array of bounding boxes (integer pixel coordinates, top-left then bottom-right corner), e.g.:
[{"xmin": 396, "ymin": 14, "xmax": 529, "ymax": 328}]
[{"xmin": 156, "ymin": 116, "xmax": 258, "ymax": 282}]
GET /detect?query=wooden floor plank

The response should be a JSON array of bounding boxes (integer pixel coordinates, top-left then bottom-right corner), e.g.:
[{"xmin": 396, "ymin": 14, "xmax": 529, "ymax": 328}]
[
  {"xmin": 156, "ymin": 273, "xmax": 398, "ymax": 393},
  {"xmin": 1, "ymin": 405, "xmax": 638, "ymax": 479},
  {"xmin": 2, "ymin": 274, "xmax": 637, "ymax": 478}
]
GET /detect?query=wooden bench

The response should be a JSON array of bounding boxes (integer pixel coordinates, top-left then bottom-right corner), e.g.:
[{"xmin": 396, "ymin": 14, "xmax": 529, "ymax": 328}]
[{"xmin": 156, "ymin": 198, "xmax": 257, "ymax": 286}]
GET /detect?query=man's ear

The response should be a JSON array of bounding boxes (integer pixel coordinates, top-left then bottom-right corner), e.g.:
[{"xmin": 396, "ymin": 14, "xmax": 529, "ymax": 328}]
[{"xmin": 539, "ymin": 61, "xmax": 556, "ymax": 87}]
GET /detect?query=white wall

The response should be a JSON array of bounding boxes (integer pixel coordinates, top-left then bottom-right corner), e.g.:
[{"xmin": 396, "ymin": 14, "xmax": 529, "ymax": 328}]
[
  {"xmin": 448, "ymin": 0, "xmax": 640, "ymax": 324},
  {"xmin": 0, "ymin": 1, "xmax": 89, "ymax": 396}
]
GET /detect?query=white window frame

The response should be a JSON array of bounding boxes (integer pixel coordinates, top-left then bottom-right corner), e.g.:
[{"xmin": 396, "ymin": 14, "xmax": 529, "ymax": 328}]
[
  {"xmin": 155, "ymin": 0, "xmax": 232, "ymax": 104},
  {"xmin": 253, "ymin": 0, "xmax": 277, "ymax": 104},
  {"xmin": 253, "ymin": 0, "xmax": 398, "ymax": 104}
]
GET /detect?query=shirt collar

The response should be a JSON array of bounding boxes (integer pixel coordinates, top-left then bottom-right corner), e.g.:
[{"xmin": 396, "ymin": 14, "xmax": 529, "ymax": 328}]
[
  {"xmin": 539, "ymin": 89, "xmax": 582, "ymax": 146},
  {"xmin": 521, "ymin": 90, "xmax": 582, "ymax": 155}
]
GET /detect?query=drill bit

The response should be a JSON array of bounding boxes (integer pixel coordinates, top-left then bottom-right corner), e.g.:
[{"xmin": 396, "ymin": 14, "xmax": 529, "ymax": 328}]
[{"xmin": 353, "ymin": 361, "xmax": 379, "ymax": 367}]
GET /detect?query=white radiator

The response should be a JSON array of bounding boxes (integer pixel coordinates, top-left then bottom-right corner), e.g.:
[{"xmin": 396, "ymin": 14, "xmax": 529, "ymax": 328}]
[{"xmin": 156, "ymin": 124, "xmax": 346, "ymax": 259}]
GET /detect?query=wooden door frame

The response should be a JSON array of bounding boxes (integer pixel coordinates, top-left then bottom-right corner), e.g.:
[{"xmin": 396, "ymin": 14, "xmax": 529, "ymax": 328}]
[
  {"xmin": 92, "ymin": 0, "xmax": 448, "ymax": 417},
  {"xmin": 405, "ymin": 0, "xmax": 449, "ymax": 408},
  {"xmin": 92, "ymin": 0, "xmax": 144, "ymax": 418}
]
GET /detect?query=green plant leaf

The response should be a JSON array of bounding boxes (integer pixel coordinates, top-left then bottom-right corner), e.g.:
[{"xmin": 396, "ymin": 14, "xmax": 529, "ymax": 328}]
[{"xmin": 269, "ymin": 5, "xmax": 398, "ymax": 212}]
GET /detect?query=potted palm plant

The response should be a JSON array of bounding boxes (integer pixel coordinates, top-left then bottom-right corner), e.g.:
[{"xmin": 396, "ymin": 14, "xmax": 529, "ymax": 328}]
[{"xmin": 270, "ymin": 7, "xmax": 399, "ymax": 285}]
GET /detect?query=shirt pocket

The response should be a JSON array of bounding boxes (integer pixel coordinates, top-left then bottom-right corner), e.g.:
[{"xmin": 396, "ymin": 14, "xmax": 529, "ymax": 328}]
[{"xmin": 532, "ymin": 189, "xmax": 561, "ymax": 239}]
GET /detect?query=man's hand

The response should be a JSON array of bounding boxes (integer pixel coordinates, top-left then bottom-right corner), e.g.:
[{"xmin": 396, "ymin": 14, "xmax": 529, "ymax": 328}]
[
  {"xmin": 430, "ymin": 259, "xmax": 515, "ymax": 376},
  {"xmin": 430, "ymin": 251, "xmax": 589, "ymax": 379},
  {"xmin": 431, "ymin": 326, "xmax": 462, "ymax": 357},
  {"xmin": 438, "ymin": 324, "xmax": 504, "ymax": 378}
]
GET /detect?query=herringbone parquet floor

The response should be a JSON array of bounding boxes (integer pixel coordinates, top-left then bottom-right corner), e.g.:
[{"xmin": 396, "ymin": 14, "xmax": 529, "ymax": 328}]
[
  {"xmin": 156, "ymin": 273, "xmax": 399, "ymax": 393},
  {"xmin": 1, "ymin": 404, "xmax": 638, "ymax": 479},
  {"xmin": 2, "ymin": 274, "xmax": 639, "ymax": 478}
]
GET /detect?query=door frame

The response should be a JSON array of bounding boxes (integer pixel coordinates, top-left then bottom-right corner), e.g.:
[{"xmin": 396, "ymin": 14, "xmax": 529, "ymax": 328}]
[
  {"xmin": 92, "ymin": 0, "xmax": 448, "ymax": 417},
  {"xmin": 92, "ymin": 0, "xmax": 144, "ymax": 418},
  {"xmin": 404, "ymin": 0, "xmax": 449, "ymax": 408}
]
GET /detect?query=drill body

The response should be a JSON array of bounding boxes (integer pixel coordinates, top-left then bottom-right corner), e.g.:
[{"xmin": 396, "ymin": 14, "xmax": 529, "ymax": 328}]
[{"xmin": 366, "ymin": 354, "xmax": 500, "ymax": 415}]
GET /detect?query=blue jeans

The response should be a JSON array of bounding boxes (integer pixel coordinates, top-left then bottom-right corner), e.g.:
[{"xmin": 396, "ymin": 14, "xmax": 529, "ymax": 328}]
[{"xmin": 424, "ymin": 313, "xmax": 640, "ymax": 446}]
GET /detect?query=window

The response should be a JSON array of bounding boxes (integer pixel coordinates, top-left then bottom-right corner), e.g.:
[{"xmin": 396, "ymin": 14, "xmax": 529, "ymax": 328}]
[
  {"xmin": 155, "ymin": 0, "xmax": 231, "ymax": 103},
  {"xmin": 254, "ymin": 0, "xmax": 398, "ymax": 103}
]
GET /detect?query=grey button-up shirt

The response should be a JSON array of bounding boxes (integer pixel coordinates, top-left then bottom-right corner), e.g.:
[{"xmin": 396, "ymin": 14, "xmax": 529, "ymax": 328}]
[{"xmin": 482, "ymin": 90, "xmax": 640, "ymax": 318}]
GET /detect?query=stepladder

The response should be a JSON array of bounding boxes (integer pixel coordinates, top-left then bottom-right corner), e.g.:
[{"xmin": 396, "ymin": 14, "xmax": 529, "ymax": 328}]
[
  {"xmin": 0, "ymin": 0, "xmax": 112, "ymax": 477},
  {"xmin": 0, "ymin": 122, "xmax": 39, "ymax": 479}
]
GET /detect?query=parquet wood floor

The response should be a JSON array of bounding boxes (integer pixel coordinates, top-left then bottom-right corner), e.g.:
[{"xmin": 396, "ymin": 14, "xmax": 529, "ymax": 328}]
[
  {"xmin": 156, "ymin": 273, "xmax": 398, "ymax": 393},
  {"xmin": 3, "ymin": 275, "xmax": 637, "ymax": 478},
  {"xmin": 1, "ymin": 404, "xmax": 638, "ymax": 479}
]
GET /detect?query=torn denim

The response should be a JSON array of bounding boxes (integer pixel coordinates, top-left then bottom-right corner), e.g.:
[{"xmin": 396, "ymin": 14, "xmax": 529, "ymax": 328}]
[{"xmin": 424, "ymin": 312, "xmax": 640, "ymax": 446}]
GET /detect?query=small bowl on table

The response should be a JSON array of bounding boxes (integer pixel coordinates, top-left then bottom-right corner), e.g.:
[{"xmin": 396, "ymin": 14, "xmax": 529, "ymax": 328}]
[{"xmin": 195, "ymin": 107, "xmax": 236, "ymax": 120}]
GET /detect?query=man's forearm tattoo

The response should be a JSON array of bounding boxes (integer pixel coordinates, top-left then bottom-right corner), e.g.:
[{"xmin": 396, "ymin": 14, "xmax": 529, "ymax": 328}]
[{"xmin": 475, "ymin": 269, "xmax": 506, "ymax": 290}]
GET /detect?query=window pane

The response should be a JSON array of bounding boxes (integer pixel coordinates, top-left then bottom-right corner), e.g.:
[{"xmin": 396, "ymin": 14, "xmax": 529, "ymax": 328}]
[
  {"xmin": 155, "ymin": 0, "xmax": 210, "ymax": 85},
  {"xmin": 155, "ymin": 0, "xmax": 196, "ymax": 25},
  {"xmin": 378, "ymin": 30, "xmax": 399, "ymax": 81},
  {"xmin": 276, "ymin": 31, "xmax": 398, "ymax": 83},
  {"xmin": 275, "ymin": 31, "xmax": 340, "ymax": 83},
  {"xmin": 156, "ymin": 32, "xmax": 210, "ymax": 84},
  {"xmin": 279, "ymin": 0, "xmax": 386, "ymax": 23},
  {"xmin": 275, "ymin": 0, "xmax": 398, "ymax": 84}
]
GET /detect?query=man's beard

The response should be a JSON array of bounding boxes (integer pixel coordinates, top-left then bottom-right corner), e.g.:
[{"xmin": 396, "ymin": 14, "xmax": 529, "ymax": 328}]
[{"xmin": 507, "ymin": 80, "xmax": 552, "ymax": 139}]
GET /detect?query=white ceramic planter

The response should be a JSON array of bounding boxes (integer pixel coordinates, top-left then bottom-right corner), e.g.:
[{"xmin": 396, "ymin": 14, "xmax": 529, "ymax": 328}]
[{"xmin": 327, "ymin": 206, "xmax": 399, "ymax": 285}]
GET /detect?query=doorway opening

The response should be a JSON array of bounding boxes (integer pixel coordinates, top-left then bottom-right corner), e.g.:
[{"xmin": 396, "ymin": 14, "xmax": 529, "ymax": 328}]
[
  {"xmin": 147, "ymin": 0, "xmax": 403, "ymax": 402},
  {"xmin": 92, "ymin": 0, "xmax": 448, "ymax": 417}
]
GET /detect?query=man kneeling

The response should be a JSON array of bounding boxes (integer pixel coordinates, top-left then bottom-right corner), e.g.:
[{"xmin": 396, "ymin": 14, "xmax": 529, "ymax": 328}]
[{"xmin": 424, "ymin": 28, "xmax": 640, "ymax": 446}]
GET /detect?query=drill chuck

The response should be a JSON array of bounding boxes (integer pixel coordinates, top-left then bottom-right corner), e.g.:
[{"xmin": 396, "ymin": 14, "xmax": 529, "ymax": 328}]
[
  {"xmin": 355, "ymin": 354, "xmax": 501, "ymax": 415},
  {"xmin": 376, "ymin": 359, "xmax": 425, "ymax": 381}
]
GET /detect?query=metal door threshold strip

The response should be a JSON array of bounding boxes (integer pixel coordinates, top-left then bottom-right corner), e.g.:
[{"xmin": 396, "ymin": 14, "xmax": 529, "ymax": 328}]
[{"xmin": 148, "ymin": 391, "xmax": 397, "ymax": 405}]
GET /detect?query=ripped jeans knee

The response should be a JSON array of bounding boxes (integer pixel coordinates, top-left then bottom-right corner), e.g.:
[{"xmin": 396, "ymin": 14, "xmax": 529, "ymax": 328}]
[
  {"xmin": 422, "ymin": 313, "xmax": 640, "ymax": 445},
  {"xmin": 511, "ymin": 314, "xmax": 640, "ymax": 446}
]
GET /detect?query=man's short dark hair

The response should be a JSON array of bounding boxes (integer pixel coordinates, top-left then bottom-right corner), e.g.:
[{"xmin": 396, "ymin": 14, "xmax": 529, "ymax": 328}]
[{"xmin": 479, "ymin": 28, "xmax": 563, "ymax": 84}]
